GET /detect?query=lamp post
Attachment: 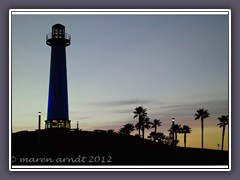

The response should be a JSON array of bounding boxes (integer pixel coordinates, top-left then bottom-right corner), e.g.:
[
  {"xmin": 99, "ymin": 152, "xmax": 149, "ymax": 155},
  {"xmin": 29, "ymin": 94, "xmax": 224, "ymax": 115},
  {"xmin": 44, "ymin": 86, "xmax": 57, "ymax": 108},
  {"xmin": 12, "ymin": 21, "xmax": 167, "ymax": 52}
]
[
  {"xmin": 172, "ymin": 118, "xmax": 175, "ymax": 146},
  {"xmin": 38, "ymin": 112, "xmax": 41, "ymax": 130},
  {"xmin": 38, "ymin": 112, "xmax": 41, "ymax": 143}
]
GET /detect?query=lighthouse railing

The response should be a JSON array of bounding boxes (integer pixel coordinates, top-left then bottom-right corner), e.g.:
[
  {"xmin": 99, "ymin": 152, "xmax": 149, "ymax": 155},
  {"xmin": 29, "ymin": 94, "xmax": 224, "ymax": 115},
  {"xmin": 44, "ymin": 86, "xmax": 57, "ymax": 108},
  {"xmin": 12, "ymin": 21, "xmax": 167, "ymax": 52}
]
[{"xmin": 46, "ymin": 33, "xmax": 71, "ymax": 41}]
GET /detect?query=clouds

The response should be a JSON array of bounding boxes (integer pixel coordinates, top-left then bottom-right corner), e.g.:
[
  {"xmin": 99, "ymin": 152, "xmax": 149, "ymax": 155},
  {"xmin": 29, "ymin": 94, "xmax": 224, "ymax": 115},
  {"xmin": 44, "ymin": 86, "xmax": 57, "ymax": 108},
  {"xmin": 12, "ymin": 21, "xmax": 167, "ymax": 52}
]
[
  {"xmin": 72, "ymin": 98, "xmax": 228, "ymax": 118},
  {"xmin": 154, "ymin": 99, "xmax": 228, "ymax": 118},
  {"xmin": 91, "ymin": 99, "xmax": 155, "ymax": 107},
  {"xmin": 69, "ymin": 98, "xmax": 228, "ymax": 131}
]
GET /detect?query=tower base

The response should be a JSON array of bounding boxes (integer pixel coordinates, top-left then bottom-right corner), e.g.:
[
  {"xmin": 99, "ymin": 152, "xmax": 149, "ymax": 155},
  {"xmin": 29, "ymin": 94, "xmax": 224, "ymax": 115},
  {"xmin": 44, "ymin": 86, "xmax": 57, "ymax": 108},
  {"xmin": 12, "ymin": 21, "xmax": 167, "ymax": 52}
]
[{"xmin": 45, "ymin": 119, "xmax": 71, "ymax": 129}]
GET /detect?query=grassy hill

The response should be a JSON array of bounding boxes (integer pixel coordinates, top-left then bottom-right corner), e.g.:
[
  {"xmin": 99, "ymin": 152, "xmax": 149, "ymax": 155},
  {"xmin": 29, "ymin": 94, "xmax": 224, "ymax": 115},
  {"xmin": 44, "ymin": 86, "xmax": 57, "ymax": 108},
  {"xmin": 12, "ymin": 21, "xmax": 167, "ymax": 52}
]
[{"xmin": 11, "ymin": 130, "xmax": 228, "ymax": 166}]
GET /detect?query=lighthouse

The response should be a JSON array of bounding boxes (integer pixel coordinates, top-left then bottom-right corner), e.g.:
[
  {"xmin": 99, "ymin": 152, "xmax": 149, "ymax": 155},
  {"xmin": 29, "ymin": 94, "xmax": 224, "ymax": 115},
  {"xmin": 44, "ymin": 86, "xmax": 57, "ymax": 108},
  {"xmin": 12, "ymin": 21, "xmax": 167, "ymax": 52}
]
[{"xmin": 45, "ymin": 24, "xmax": 71, "ymax": 129}]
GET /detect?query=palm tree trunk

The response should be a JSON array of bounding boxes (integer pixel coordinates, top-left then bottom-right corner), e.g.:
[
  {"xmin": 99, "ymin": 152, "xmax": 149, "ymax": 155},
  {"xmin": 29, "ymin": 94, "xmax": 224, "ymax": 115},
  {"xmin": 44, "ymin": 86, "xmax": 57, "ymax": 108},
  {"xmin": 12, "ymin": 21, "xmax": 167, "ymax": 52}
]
[
  {"xmin": 201, "ymin": 118, "xmax": 204, "ymax": 149},
  {"xmin": 171, "ymin": 132, "xmax": 174, "ymax": 146},
  {"xmin": 142, "ymin": 127, "xmax": 145, "ymax": 139},
  {"xmin": 155, "ymin": 126, "xmax": 157, "ymax": 134},
  {"xmin": 184, "ymin": 133, "xmax": 186, "ymax": 148},
  {"xmin": 175, "ymin": 132, "xmax": 177, "ymax": 146},
  {"xmin": 221, "ymin": 125, "xmax": 226, "ymax": 151},
  {"xmin": 138, "ymin": 117, "xmax": 141, "ymax": 137}
]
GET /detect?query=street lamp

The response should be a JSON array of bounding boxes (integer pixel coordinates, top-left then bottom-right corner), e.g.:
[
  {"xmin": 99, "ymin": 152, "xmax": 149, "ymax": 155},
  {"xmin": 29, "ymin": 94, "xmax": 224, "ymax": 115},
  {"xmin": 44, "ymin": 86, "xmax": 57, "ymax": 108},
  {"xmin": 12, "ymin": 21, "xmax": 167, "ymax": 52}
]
[
  {"xmin": 38, "ymin": 112, "xmax": 41, "ymax": 143},
  {"xmin": 38, "ymin": 112, "xmax": 41, "ymax": 130},
  {"xmin": 172, "ymin": 118, "xmax": 175, "ymax": 146}
]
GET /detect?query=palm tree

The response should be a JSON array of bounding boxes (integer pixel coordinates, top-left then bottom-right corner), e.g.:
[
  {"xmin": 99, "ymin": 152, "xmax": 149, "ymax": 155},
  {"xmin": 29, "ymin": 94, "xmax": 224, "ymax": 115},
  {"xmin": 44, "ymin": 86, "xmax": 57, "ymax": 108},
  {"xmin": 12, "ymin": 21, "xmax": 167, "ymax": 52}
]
[
  {"xmin": 151, "ymin": 119, "xmax": 162, "ymax": 134},
  {"xmin": 181, "ymin": 125, "xmax": 192, "ymax": 148},
  {"xmin": 168, "ymin": 127, "xmax": 174, "ymax": 146},
  {"xmin": 141, "ymin": 117, "xmax": 151, "ymax": 139},
  {"xmin": 133, "ymin": 106, "xmax": 147, "ymax": 137},
  {"xmin": 135, "ymin": 122, "xmax": 142, "ymax": 137},
  {"xmin": 119, "ymin": 123, "xmax": 135, "ymax": 135},
  {"xmin": 168, "ymin": 124, "xmax": 181, "ymax": 146},
  {"xmin": 194, "ymin": 108, "xmax": 210, "ymax": 149},
  {"xmin": 217, "ymin": 115, "xmax": 228, "ymax": 151},
  {"xmin": 174, "ymin": 124, "xmax": 181, "ymax": 146}
]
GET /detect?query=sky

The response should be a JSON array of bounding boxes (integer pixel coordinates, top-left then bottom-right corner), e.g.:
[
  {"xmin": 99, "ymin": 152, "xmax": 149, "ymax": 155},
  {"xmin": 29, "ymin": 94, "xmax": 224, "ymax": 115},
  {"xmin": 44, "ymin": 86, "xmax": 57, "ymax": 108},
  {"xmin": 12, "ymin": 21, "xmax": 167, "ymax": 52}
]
[{"xmin": 11, "ymin": 11, "xmax": 229, "ymax": 150}]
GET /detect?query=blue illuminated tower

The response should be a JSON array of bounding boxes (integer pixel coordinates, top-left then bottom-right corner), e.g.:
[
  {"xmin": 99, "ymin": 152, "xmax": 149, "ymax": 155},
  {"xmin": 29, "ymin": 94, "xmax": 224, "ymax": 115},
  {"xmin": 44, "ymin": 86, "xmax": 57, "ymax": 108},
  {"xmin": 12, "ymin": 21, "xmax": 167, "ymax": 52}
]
[{"xmin": 45, "ymin": 24, "xmax": 71, "ymax": 129}]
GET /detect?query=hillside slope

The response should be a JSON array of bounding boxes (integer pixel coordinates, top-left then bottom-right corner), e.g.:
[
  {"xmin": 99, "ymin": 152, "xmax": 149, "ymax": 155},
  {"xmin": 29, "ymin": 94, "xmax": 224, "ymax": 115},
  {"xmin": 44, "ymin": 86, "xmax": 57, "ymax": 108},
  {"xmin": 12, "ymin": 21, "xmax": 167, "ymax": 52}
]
[{"xmin": 11, "ymin": 130, "xmax": 228, "ymax": 166}]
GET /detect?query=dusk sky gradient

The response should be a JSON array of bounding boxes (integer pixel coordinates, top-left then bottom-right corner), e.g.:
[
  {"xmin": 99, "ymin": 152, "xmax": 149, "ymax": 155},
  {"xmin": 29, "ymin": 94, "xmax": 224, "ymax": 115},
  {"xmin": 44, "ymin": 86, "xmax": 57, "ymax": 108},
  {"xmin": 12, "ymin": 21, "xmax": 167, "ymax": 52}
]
[{"xmin": 11, "ymin": 11, "xmax": 229, "ymax": 150}]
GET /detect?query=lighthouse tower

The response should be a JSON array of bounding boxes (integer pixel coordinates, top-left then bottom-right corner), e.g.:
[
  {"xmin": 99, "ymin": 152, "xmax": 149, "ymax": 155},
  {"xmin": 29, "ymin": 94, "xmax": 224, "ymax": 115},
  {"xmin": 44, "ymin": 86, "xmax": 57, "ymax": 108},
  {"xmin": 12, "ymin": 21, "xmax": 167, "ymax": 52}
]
[{"xmin": 45, "ymin": 24, "xmax": 71, "ymax": 129}]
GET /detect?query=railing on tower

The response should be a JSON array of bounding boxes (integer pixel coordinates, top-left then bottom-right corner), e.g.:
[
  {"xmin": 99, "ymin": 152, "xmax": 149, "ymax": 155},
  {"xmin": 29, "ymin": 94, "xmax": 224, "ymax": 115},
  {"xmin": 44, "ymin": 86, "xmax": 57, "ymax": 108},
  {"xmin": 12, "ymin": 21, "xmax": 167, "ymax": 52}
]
[{"xmin": 46, "ymin": 33, "xmax": 71, "ymax": 46}]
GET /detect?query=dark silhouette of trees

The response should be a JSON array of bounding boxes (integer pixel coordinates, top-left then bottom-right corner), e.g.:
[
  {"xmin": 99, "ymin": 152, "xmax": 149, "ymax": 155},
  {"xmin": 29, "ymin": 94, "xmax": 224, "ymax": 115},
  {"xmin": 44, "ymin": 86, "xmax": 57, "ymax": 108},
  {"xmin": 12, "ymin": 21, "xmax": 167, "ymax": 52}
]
[
  {"xmin": 148, "ymin": 119, "xmax": 162, "ymax": 141},
  {"xmin": 194, "ymin": 108, "xmax": 210, "ymax": 149},
  {"xmin": 151, "ymin": 132, "xmax": 166, "ymax": 144},
  {"xmin": 148, "ymin": 132, "xmax": 156, "ymax": 141},
  {"xmin": 119, "ymin": 123, "xmax": 135, "ymax": 135},
  {"xmin": 217, "ymin": 115, "xmax": 228, "ymax": 151},
  {"xmin": 180, "ymin": 125, "xmax": 192, "ymax": 148},
  {"xmin": 151, "ymin": 119, "xmax": 161, "ymax": 134},
  {"xmin": 163, "ymin": 136, "xmax": 173, "ymax": 146},
  {"xmin": 141, "ymin": 117, "xmax": 151, "ymax": 139},
  {"xmin": 155, "ymin": 132, "xmax": 166, "ymax": 144},
  {"xmin": 107, "ymin": 129, "xmax": 114, "ymax": 133},
  {"xmin": 135, "ymin": 122, "xmax": 142, "ymax": 138},
  {"xmin": 133, "ymin": 106, "xmax": 147, "ymax": 138},
  {"xmin": 148, "ymin": 132, "xmax": 166, "ymax": 144},
  {"xmin": 168, "ymin": 124, "xmax": 181, "ymax": 146},
  {"xmin": 174, "ymin": 124, "xmax": 181, "ymax": 146}
]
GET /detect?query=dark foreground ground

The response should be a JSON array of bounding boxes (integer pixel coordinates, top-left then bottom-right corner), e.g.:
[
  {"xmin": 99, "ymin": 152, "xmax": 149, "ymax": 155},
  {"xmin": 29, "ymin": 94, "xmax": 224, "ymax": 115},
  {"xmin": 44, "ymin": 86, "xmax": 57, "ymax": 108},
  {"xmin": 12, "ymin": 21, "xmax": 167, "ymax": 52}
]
[{"xmin": 11, "ymin": 130, "xmax": 229, "ymax": 166}]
